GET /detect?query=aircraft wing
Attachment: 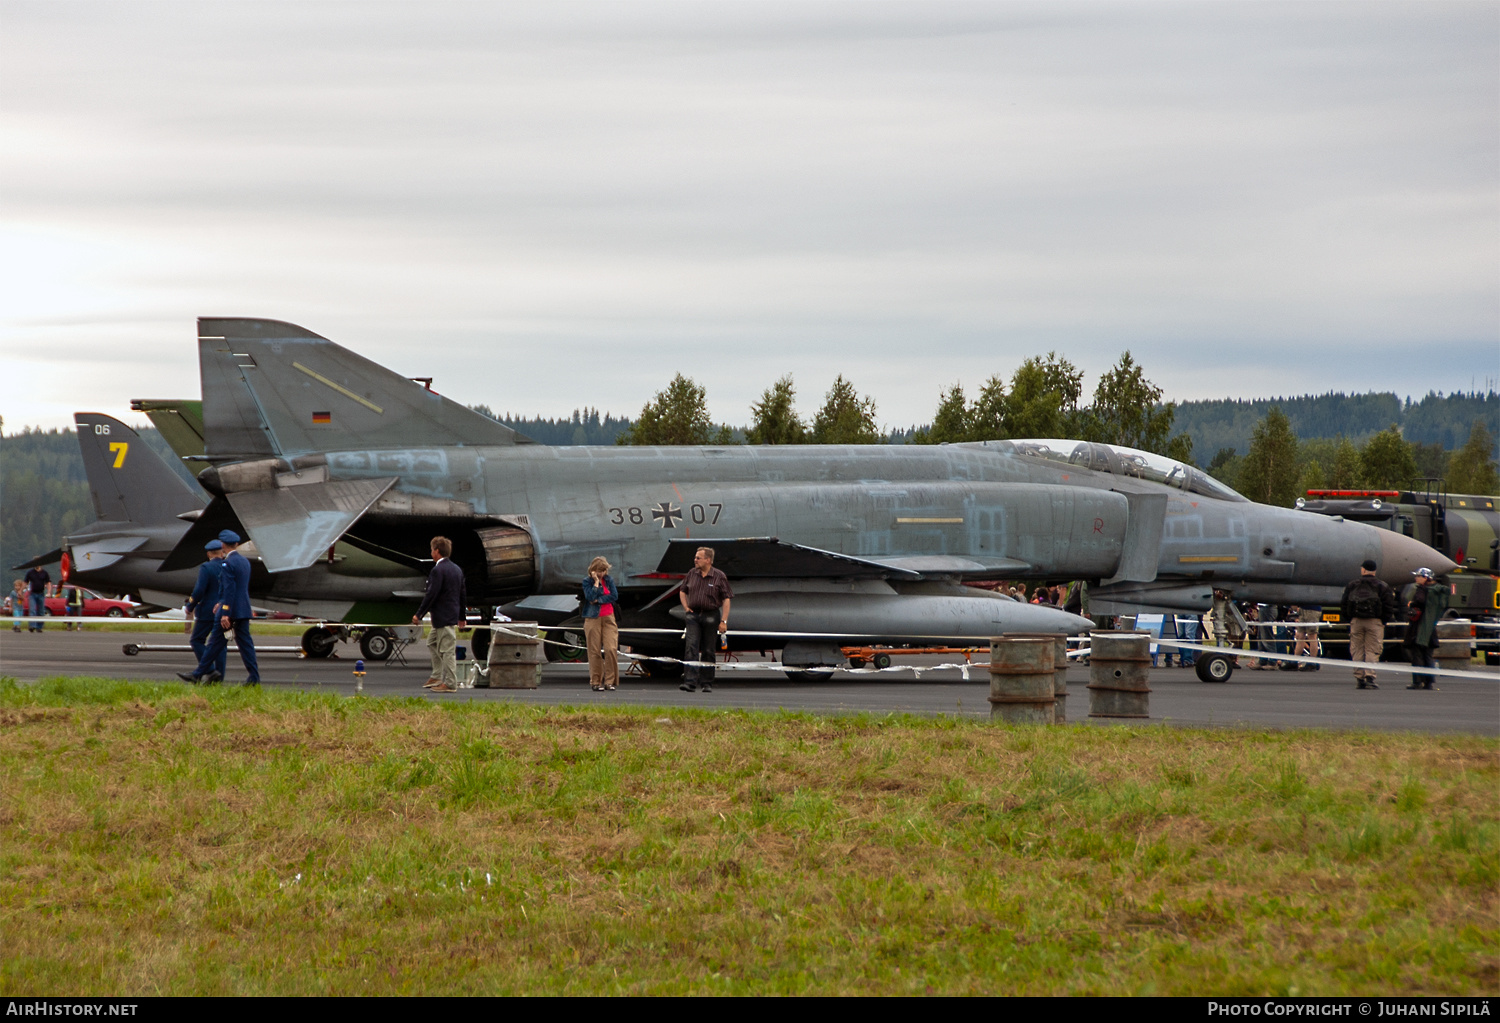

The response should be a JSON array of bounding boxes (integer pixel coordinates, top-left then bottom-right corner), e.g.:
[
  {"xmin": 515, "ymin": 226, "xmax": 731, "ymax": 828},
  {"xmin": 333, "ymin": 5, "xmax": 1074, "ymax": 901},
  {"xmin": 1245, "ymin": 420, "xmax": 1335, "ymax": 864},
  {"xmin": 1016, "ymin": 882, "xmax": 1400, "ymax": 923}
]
[
  {"xmin": 654, "ymin": 538, "xmax": 925, "ymax": 580},
  {"xmin": 653, "ymin": 539, "xmax": 1029, "ymax": 581},
  {"xmin": 864, "ymin": 554, "xmax": 1031, "ymax": 577},
  {"xmin": 160, "ymin": 496, "xmax": 248, "ymax": 572}
]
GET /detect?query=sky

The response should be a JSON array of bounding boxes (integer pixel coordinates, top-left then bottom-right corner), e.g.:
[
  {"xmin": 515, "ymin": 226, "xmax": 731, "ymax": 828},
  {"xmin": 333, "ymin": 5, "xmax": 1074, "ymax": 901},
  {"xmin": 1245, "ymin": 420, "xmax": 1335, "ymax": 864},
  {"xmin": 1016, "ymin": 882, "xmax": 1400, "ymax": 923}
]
[{"xmin": 1, "ymin": 1, "xmax": 1496, "ymax": 437}]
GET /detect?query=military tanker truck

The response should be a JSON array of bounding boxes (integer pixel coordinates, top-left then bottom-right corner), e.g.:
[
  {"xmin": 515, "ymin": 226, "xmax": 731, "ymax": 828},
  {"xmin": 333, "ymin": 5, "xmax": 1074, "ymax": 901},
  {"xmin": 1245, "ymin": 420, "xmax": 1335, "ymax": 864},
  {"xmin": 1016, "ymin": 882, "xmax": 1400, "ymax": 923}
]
[{"xmin": 1297, "ymin": 482, "xmax": 1498, "ymax": 663}]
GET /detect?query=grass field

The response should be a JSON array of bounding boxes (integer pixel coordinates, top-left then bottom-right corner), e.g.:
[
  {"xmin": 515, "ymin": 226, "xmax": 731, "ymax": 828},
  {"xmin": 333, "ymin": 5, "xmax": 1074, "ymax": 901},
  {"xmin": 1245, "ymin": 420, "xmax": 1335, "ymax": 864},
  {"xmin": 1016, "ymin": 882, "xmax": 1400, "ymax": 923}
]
[{"xmin": 0, "ymin": 675, "xmax": 1495, "ymax": 995}]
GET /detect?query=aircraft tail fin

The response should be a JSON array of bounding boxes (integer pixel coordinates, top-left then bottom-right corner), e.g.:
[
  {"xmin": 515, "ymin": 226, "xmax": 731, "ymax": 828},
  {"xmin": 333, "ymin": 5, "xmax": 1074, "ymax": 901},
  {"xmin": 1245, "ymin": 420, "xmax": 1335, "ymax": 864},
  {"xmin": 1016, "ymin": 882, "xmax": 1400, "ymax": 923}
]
[
  {"xmin": 74, "ymin": 413, "xmax": 206, "ymax": 526},
  {"xmin": 129, "ymin": 399, "xmax": 205, "ymax": 460},
  {"xmin": 197, "ymin": 318, "xmax": 534, "ymax": 458}
]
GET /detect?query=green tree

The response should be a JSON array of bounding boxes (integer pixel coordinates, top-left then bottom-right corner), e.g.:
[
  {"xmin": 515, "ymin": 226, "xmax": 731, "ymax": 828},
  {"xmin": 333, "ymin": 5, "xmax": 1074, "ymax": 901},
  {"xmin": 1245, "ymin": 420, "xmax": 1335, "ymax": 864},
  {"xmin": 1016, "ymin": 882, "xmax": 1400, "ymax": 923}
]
[
  {"xmin": 616, "ymin": 374, "xmax": 714, "ymax": 445},
  {"xmin": 1007, "ymin": 353, "xmax": 1085, "ymax": 439},
  {"xmin": 1082, "ymin": 350, "xmax": 1191, "ymax": 457},
  {"xmin": 1412, "ymin": 442, "xmax": 1450, "ymax": 481},
  {"xmin": 1447, "ymin": 419, "xmax": 1499, "ymax": 495},
  {"xmin": 1296, "ymin": 460, "xmax": 1326, "ymax": 498},
  {"xmin": 1238, "ymin": 407, "xmax": 1300, "ymax": 506},
  {"xmin": 969, "ymin": 375, "xmax": 1008, "ymax": 440},
  {"xmin": 1359, "ymin": 426, "xmax": 1419, "ymax": 489},
  {"xmin": 811, "ymin": 375, "xmax": 880, "ymax": 444},
  {"xmin": 913, "ymin": 384, "xmax": 971, "ymax": 444},
  {"xmin": 1328, "ymin": 438, "xmax": 1362, "ymax": 489},
  {"xmin": 746, "ymin": 375, "xmax": 806, "ymax": 445}
]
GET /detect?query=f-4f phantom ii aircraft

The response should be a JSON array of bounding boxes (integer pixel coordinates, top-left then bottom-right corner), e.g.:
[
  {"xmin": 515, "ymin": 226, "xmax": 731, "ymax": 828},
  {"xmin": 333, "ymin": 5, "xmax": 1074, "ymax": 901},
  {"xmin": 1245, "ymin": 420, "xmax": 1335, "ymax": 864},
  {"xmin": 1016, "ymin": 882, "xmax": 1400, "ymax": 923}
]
[
  {"xmin": 142, "ymin": 317, "xmax": 1452, "ymax": 675},
  {"xmin": 26, "ymin": 412, "xmax": 430, "ymax": 655}
]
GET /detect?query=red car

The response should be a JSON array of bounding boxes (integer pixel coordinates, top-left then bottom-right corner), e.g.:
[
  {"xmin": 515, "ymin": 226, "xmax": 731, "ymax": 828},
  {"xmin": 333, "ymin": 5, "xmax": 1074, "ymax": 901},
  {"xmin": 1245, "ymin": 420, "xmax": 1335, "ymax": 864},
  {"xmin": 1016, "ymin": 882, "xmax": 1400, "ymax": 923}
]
[{"xmin": 43, "ymin": 587, "xmax": 139, "ymax": 618}]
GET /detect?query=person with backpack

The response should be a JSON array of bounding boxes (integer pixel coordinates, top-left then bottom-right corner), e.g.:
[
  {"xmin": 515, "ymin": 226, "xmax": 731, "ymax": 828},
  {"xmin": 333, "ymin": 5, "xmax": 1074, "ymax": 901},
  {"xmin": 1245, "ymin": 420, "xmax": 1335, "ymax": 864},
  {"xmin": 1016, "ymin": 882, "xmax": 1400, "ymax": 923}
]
[{"xmin": 1340, "ymin": 559, "xmax": 1396, "ymax": 690}]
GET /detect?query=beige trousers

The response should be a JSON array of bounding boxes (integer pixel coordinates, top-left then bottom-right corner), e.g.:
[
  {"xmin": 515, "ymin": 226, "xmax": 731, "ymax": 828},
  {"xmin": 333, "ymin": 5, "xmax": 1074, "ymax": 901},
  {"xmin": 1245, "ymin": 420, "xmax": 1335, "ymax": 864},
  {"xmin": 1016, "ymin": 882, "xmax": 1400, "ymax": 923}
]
[
  {"xmin": 585, "ymin": 615, "xmax": 619, "ymax": 688},
  {"xmin": 1349, "ymin": 618, "xmax": 1384, "ymax": 682},
  {"xmin": 427, "ymin": 625, "xmax": 458, "ymax": 686}
]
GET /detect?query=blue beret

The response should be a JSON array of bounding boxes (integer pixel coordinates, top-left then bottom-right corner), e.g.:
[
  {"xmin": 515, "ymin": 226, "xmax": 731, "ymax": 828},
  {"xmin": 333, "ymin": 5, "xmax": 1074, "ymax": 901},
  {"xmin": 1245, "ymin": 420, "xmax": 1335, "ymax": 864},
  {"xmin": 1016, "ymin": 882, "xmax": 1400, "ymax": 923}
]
[
  {"xmin": 218, "ymin": 530, "xmax": 241, "ymax": 544},
  {"xmin": 204, "ymin": 539, "xmax": 223, "ymax": 551}
]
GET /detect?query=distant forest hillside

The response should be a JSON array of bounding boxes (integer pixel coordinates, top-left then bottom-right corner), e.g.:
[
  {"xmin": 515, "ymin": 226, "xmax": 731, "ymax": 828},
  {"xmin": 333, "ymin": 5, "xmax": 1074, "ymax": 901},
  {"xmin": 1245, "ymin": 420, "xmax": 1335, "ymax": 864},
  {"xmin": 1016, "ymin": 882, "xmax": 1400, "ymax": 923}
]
[
  {"xmin": 1172, "ymin": 391, "xmax": 1498, "ymax": 459},
  {"xmin": 471, "ymin": 405, "xmax": 632, "ymax": 446}
]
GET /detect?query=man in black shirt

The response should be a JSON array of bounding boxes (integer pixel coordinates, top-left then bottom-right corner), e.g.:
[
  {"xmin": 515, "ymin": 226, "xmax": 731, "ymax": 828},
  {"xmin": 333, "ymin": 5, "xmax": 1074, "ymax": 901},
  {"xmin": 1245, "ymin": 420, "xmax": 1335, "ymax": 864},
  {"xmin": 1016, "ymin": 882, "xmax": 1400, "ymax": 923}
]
[
  {"xmin": 678, "ymin": 547, "xmax": 733, "ymax": 694},
  {"xmin": 1340, "ymin": 558, "xmax": 1396, "ymax": 689},
  {"xmin": 23, "ymin": 567, "xmax": 50, "ymax": 633}
]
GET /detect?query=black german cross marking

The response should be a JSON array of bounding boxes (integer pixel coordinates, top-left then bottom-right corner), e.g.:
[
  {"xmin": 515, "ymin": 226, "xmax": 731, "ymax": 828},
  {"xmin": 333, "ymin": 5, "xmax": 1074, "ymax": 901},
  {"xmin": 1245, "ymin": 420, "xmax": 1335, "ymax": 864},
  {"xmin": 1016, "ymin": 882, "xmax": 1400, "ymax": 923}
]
[{"xmin": 652, "ymin": 502, "xmax": 682, "ymax": 528}]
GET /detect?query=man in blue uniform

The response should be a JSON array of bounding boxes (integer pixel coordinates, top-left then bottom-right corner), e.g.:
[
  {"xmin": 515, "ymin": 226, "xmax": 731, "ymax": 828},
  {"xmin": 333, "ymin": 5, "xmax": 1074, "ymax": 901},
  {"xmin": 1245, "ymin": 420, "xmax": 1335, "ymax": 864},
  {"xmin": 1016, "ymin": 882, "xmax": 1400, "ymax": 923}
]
[
  {"xmin": 181, "ymin": 539, "xmax": 227, "ymax": 683},
  {"xmin": 181, "ymin": 530, "xmax": 260, "ymax": 685}
]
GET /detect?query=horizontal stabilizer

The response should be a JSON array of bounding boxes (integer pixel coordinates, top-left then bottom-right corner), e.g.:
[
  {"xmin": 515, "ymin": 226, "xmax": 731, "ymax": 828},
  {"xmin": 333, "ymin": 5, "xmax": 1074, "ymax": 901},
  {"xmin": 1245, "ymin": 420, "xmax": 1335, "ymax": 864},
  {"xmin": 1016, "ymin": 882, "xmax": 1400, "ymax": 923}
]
[
  {"xmin": 70, "ymin": 535, "xmax": 149, "ymax": 572},
  {"xmin": 654, "ymin": 538, "xmax": 923, "ymax": 580},
  {"xmin": 227, "ymin": 477, "xmax": 397, "ymax": 573},
  {"xmin": 159, "ymin": 496, "xmax": 248, "ymax": 572},
  {"xmin": 11, "ymin": 547, "xmax": 63, "ymax": 571}
]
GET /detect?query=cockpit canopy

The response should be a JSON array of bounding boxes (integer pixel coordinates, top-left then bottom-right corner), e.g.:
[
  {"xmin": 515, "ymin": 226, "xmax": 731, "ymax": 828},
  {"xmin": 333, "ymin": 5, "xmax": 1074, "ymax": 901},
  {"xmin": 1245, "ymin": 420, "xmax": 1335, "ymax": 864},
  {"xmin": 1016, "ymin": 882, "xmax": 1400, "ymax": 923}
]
[{"xmin": 999, "ymin": 439, "xmax": 1248, "ymax": 502}]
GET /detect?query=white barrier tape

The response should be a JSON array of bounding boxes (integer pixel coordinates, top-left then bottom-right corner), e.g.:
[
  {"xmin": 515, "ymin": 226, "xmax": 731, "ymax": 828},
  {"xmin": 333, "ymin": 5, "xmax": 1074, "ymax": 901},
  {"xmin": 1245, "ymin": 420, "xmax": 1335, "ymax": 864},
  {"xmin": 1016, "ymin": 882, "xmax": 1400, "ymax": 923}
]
[
  {"xmin": 489, "ymin": 623, "xmax": 1497, "ymax": 682},
  {"xmin": 1155, "ymin": 639, "xmax": 1500, "ymax": 682}
]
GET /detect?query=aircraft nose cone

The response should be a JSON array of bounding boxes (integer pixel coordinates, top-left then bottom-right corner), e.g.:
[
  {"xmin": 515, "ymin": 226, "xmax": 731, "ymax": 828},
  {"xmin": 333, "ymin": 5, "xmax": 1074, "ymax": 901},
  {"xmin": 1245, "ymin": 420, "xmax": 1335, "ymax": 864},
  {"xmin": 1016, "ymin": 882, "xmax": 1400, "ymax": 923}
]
[
  {"xmin": 1378, "ymin": 530, "xmax": 1457, "ymax": 582},
  {"xmin": 1011, "ymin": 603, "xmax": 1095, "ymax": 636}
]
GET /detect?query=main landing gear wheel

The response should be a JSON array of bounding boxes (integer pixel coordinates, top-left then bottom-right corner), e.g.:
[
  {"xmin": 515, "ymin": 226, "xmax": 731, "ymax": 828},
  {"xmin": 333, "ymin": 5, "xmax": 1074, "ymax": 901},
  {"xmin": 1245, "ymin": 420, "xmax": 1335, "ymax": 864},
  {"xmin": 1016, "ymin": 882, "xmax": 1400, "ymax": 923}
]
[
  {"xmin": 785, "ymin": 667, "xmax": 837, "ymax": 682},
  {"xmin": 301, "ymin": 626, "xmax": 338, "ymax": 659},
  {"xmin": 1195, "ymin": 653, "xmax": 1235, "ymax": 683},
  {"xmin": 470, "ymin": 628, "xmax": 491, "ymax": 665},
  {"xmin": 542, "ymin": 630, "xmax": 586, "ymax": 663},
  {"xmin": 359, "ymin": 627, "xmax": 394, "ymax": 661}
]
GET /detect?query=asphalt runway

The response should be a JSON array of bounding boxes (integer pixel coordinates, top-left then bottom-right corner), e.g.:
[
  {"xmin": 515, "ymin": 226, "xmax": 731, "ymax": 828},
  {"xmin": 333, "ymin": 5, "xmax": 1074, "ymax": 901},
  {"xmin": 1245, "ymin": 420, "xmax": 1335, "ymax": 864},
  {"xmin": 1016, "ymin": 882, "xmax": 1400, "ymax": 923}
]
[{"xmin": 2, "ymin": 627, "xmax": 1497, "ymax": 735}]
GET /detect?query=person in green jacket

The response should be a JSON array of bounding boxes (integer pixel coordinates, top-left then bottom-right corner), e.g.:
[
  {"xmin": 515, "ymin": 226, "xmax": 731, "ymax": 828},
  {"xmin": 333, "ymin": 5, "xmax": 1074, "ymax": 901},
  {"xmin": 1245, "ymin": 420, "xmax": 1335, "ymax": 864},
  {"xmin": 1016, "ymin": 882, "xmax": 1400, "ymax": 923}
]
[{"xmin": 1402, "ymin": 568, "xmax": 1449, "ymax": 691}]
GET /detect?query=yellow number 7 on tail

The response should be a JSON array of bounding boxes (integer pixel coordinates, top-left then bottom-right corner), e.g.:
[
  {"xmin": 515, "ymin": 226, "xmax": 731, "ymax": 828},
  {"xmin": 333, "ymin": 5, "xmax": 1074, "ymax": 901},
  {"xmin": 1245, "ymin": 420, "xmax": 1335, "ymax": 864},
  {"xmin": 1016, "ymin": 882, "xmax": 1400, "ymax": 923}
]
[{"xmin": 109, "ymin": 442, "xmax": 128, "ymax": 468}]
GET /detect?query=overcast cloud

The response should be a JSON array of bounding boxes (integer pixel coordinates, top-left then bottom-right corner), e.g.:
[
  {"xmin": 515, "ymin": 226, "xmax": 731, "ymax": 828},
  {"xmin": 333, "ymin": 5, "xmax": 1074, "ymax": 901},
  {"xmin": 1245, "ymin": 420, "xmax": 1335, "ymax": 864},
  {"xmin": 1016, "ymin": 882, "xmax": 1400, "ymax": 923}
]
[{"xmin": 2, "ymin": 1, "xmax": 1496, "ymax": 437}]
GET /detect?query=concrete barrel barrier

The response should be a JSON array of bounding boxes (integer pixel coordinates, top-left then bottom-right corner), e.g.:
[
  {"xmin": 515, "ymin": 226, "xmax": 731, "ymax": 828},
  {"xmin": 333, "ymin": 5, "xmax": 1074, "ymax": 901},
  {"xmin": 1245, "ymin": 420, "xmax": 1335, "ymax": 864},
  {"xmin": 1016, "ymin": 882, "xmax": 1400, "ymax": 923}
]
[
  {"xmin": 1087, "ymin": 631, "xmax": 1151, "ymax": 719},
  {"xmin": 1005, "ymin": 632, "xmax": 1069, "ymax": 723},
  {"xmin": 1435, "ymin": 619, "xmax": 1472, "ymax": 674},
  {"xmin": 485, "ymin": 621, "xmax": 545, "ymax": 689},
  {"xmin": 988, "ymin": 637, "xmax": 1056, "ymax": 725}
]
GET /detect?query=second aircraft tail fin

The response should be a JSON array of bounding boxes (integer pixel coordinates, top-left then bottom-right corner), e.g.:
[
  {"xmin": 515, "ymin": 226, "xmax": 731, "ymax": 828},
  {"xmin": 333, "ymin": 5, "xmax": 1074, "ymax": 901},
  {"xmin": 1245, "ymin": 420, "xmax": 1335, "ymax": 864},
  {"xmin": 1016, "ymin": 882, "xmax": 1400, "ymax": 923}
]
[{"xmin": 74, "ymin": 413, "xmax": 206, "ymax": 525}]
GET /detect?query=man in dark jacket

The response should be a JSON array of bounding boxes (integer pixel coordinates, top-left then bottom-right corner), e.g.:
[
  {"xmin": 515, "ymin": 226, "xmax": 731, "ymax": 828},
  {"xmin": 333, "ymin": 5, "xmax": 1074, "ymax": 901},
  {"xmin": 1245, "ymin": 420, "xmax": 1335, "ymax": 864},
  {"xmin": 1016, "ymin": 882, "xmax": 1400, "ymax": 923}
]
[
  {"xmin": 1403, "ymin": 567, "xmax": 1449, "ymax": 691},
  {"xmin": 414, "ymin": 536, "xmax": 467, "ymax": 693},
  {"xmin": 1340, "ymin": 558, "xmax": 1396, "ymax": 690}
]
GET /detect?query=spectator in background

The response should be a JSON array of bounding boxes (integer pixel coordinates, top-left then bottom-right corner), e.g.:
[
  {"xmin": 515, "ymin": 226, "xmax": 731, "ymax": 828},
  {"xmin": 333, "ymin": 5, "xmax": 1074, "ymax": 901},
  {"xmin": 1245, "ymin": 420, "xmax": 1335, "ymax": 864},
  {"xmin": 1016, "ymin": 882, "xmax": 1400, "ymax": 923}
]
[
  {"xmin": 23, "ymin": 565, "xmax": 50, "ymax": 633},
  {"xmin": 1403, "ymin": 568, "xmax": 1448, "ymax": 691},
  {"xmin": 64, "ymin": 583, "xmax": 84, "ymax": 630},
  {"xmin": 9, "ymin": 580, "xmax": 24, "ymax": 632}
]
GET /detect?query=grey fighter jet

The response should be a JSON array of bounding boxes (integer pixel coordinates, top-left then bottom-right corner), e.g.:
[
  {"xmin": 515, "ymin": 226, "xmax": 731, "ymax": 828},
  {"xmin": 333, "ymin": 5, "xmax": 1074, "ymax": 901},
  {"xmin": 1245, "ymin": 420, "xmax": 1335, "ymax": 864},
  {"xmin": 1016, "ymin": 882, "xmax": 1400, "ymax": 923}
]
[
  {"xmin": 158, "ymin": 318, "xmax": 1453, "ymax": 674},
  {"xmin": 21, "ymin": 413, "xmax": 429, "ymax": 654}
]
